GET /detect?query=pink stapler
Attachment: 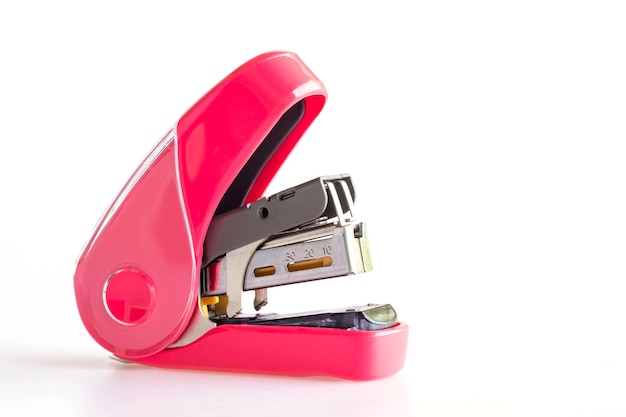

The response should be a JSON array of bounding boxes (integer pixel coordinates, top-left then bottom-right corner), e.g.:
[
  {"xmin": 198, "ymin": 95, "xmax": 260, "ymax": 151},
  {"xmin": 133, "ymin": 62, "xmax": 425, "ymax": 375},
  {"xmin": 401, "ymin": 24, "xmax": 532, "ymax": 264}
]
[{"xmin": 74, "ymin": 51, "xmax": 409, "ymax": 380}]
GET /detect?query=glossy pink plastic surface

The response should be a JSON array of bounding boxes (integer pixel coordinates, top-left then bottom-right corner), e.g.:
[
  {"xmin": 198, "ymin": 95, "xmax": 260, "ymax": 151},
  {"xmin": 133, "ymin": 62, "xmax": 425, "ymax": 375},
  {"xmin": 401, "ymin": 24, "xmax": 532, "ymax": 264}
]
[
  {"xmin": 74, "ymin": 51, "xmax": 409, "ymax": 379},
  {"xmin": 74, "ymin": 52, "xmax": 326, "ymax": 358},
  {"xmin": 133, "ymin": 323, "xmax": 409, "ymax": 381}
]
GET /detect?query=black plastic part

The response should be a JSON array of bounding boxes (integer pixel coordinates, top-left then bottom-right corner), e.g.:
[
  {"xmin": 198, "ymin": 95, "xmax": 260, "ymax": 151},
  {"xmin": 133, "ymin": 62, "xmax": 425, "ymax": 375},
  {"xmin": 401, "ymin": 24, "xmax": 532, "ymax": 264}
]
[
  {"xmin": 214, "ymin": 100, "xmax": 306, "ymax": 216},
  {"xmin": 202, "ymin": 174, "xmax": 357, "ymax": 269},
  {"xmin": 211, "ymin": 304, "xmax": 398, "ymax": 331},
  {"xmin": 203, "ymin": 176, "xmax": 328, "ymax": 267}
]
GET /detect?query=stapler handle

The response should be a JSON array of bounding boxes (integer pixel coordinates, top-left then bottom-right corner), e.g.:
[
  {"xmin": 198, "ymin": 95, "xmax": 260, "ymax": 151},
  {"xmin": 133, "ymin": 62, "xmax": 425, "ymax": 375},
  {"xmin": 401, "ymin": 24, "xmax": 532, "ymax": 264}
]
[{"xmin": 74, "ymin": 52, "xmax": 327, "ymax": 358}]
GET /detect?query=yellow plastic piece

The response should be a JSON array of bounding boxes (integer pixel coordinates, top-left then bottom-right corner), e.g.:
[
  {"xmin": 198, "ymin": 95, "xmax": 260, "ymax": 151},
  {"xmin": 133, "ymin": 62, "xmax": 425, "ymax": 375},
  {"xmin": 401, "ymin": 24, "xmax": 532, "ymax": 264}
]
[
  {"xmin": 200, "ymin": 296, "xmax": 220, "ymax": 318},
  {"xmin": 214, "ymin": 295, "xmax": 229, "ymax": 316}
]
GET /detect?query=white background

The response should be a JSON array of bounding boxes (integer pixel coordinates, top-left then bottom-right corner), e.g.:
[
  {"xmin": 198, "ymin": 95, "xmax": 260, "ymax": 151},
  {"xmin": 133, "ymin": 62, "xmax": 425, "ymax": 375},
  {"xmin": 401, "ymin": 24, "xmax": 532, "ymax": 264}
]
[{"xmin": 1, "ymin": 1, "xmax": 625, "ymax": 416}]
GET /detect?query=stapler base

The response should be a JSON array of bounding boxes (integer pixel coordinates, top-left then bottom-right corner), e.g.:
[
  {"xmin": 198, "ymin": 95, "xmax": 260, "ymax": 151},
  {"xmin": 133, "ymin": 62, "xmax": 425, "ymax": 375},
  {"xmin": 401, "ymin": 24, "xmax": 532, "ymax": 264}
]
[{"xmin": 127, "ymin": 322, "xmax": 409, "ymax": 380}]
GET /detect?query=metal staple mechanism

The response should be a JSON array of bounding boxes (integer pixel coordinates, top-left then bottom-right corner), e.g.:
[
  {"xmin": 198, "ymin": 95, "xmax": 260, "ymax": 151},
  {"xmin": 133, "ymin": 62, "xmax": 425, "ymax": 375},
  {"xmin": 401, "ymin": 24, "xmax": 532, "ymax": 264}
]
[{"xmin": 170, "ymin": 174, "xmax": 374, "ymax": 348}]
